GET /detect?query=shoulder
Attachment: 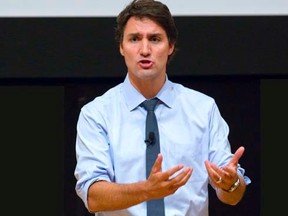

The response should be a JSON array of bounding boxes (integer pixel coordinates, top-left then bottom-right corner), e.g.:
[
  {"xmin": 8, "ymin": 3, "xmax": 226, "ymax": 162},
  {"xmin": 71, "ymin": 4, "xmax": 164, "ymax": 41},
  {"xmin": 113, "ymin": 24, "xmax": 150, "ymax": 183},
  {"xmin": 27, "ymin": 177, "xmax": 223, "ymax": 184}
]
[
  {"xmin": 81, "ymin": 83, "xmax": 123, "ymax": 114},
  {"xmin": 172, "ymin": 82, "xmax": 215, "ymax": 105}
]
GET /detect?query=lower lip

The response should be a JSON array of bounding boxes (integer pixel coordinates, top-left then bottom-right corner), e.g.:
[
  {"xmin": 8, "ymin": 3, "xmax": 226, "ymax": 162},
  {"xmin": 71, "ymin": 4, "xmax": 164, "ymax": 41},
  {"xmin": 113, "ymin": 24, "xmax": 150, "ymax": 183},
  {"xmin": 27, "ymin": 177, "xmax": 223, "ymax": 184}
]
[{"xmin": 139, "ymin": 62, "xmax": 153, "ymax": 68}]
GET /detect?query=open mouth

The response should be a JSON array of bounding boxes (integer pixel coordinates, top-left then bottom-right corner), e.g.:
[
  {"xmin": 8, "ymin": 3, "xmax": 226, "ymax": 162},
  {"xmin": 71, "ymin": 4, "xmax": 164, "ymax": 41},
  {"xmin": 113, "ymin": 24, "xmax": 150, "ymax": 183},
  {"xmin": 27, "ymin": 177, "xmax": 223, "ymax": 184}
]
[{"xmin": 139, "ymin": 60, "xmax": 153, "ymax": 68}]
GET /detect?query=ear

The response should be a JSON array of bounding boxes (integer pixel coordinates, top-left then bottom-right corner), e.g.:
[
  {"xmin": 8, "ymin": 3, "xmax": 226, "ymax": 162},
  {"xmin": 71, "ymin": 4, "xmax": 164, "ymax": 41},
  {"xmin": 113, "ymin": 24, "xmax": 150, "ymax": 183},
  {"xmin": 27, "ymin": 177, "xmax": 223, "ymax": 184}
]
[
  {"xmin": 119, "ymin": 44, "xmax": 124, "ymax": 56},
  {"xmin": 168, "ymin": 43, "xmax": 175, "ymax": 55}
]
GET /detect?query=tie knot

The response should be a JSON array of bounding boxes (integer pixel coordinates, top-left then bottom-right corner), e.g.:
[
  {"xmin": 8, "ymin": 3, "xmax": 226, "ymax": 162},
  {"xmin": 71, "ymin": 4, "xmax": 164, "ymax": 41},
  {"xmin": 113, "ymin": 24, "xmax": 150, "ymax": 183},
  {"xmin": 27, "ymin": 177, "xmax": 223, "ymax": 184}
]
[{"xmin": 142, "ymin": 98, "xmax": 159, "ymax": 111}]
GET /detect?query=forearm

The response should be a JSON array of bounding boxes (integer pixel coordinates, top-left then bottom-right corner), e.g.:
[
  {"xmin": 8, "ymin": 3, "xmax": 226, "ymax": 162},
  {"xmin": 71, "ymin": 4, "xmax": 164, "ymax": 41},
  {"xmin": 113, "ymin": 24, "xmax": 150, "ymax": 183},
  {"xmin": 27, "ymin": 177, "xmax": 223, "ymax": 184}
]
[
  {"xmin": 87, "ymin": 180, "xmax": 149, "ymax": 213},
  {"xmin": 216, "ymin": 175, "xmax": 246, "ymax": 205}
]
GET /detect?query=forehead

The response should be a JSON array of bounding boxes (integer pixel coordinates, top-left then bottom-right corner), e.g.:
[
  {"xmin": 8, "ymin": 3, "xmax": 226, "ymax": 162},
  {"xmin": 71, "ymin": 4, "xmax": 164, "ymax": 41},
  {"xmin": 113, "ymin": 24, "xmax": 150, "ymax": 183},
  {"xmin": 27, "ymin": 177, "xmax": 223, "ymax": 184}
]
[{"xmin": 124, "ymin": 16, "xmax": 166, "ymax": 35}]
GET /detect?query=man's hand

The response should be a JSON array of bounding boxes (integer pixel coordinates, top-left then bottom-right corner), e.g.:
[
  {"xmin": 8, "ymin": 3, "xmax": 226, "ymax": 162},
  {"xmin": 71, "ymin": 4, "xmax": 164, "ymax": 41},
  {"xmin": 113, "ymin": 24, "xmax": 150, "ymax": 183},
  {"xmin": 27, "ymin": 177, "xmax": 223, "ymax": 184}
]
[
  {"xmin": 204, "ymin": 146, "xmax": 245, "ymax": 191},
  {"xmin": 146, "ymin": 153, "xmax": 193, "ymax": 200}
]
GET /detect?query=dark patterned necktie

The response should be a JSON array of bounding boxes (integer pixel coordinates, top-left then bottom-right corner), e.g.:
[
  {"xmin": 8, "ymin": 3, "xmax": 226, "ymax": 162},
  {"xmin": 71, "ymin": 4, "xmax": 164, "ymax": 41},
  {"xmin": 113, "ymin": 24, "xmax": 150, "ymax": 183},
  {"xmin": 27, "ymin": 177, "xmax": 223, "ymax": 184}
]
[{"xmin": 142, "ymin": 98, "xmax": 165, "ymax": 216}]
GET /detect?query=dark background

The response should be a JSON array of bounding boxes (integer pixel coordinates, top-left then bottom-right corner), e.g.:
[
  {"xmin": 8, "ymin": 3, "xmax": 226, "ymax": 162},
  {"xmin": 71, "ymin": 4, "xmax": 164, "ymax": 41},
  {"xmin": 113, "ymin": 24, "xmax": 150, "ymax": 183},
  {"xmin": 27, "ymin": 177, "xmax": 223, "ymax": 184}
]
[{"xmin": 1, "ymin": 16, "xmax": 287, "ymax": 216}]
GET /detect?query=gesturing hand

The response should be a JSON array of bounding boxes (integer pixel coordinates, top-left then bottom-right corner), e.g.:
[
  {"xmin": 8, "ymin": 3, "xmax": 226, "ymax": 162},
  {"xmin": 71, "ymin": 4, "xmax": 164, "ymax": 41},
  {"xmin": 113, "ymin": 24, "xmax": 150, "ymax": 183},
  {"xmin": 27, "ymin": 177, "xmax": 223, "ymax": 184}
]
[
  {"xmin": 146, "ymin": 153, "xmax": 193, "ymax": 200},
  {"xmin": 204, "ymin": 146, "xmax": 245, "ymax": 190}
]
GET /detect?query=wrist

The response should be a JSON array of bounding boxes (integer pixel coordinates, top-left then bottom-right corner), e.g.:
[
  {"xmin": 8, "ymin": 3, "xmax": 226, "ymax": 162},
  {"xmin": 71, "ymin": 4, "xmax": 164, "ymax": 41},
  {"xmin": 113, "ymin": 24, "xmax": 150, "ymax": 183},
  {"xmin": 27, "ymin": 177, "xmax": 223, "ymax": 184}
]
[{"xmin": 222, "ymin": 178, "xmax": 240, "ymax": 193}]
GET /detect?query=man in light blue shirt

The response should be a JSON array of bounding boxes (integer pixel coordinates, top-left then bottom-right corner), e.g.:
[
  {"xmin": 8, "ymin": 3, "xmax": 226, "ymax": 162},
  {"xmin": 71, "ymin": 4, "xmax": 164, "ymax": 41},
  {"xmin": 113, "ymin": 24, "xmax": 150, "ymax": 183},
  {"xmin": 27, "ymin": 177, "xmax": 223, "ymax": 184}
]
[{"xmin": 74, "ymin": 0, "xmax": 251, "ymax": 215}]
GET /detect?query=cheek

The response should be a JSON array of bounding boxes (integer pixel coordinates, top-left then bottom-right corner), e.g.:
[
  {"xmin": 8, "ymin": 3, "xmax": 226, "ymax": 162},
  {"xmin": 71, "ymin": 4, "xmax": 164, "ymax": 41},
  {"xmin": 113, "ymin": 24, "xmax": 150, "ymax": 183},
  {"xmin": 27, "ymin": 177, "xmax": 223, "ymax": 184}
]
[
  {"xmin": 158, "ymin": 44, "xmax": 174, "ymax": 57},
  {"xmin": 156, "ymin": 48, "xmax": 172, "ymax": 60}
]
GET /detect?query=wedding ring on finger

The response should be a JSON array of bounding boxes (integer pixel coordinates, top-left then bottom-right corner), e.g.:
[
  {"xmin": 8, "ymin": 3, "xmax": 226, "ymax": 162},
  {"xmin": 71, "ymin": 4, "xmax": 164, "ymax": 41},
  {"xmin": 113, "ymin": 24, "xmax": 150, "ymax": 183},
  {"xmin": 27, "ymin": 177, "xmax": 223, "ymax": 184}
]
[{"xmin": 216, "ymin": 176, "xmax": 222, "ymax": 184}]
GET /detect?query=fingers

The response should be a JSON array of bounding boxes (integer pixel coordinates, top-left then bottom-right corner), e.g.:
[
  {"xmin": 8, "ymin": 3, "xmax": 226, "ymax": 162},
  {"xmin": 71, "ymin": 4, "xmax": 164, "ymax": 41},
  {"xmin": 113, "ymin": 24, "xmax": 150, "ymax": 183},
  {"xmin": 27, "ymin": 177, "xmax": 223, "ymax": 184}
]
[
  {"xmin": 149, "ymin": 153, "xmax": 192, "ymax": 182},
  {"xmin": 151, "ymin": 153, "xmax": 191, "ymax": 180},
  {"xmin": 205, "ymin": 160, "xmax": 223, "ymax": 186},
  {"xmin": 150, "ymin": 153, "xmax": 163, "ymax": 174},
  {"xmin": 229, "ymin": 146, "xmax": 245, "ymax": 165},
  {"xmin": 205, "ymin": 159, "xmax": 239, "ymax": 190},
  {"xmin": 166, "ymin": 167, "xmax": 193, "ymax": 192},
  {"xmin": 148, "ymin": 154, "xmax": 193, "ymax": 197}
]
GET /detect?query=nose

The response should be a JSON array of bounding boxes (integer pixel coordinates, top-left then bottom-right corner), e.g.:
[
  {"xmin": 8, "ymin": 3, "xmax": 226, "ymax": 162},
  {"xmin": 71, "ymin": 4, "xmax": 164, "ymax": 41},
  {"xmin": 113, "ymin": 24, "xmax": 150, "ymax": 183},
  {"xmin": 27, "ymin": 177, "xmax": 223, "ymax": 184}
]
[{"xmin": 140, "ymin": 40, "xmax": 151, "ymax": 56}]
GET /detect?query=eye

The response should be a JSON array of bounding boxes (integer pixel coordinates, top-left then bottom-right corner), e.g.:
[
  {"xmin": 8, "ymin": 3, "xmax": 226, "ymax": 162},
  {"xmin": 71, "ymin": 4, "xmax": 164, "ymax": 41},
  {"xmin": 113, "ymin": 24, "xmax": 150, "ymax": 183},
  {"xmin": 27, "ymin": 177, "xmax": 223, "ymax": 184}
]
[
  {"xmin": 150, "ymin": 36, "xmax": 161, "ymax": 43},
  {"xmin": 129, "ymin": 36, "xmax": 139, "ymax": 43}
]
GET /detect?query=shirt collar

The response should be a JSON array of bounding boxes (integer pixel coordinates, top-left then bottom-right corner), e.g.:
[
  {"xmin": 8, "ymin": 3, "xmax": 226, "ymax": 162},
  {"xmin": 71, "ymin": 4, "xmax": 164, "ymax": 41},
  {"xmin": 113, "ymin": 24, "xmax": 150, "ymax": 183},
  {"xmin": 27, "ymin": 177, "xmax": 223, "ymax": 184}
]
[{"xmin": 122, "ymin": 74, "xmax": 175, "ymax": 111}]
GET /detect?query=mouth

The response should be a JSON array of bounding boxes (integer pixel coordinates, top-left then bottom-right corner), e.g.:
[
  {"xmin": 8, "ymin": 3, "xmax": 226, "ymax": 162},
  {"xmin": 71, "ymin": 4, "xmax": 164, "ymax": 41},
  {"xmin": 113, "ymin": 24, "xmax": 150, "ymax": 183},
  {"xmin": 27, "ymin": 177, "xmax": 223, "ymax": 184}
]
[{"xmin": 138, "ymin": 59, "xmax": 153, "ymax": 69}]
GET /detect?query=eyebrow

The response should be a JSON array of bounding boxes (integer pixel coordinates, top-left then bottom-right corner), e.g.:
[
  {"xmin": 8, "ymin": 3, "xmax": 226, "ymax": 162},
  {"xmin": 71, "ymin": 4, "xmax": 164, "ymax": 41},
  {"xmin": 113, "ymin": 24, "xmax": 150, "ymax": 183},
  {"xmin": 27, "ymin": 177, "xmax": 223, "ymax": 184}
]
[{"xmin": 127, "ymin": 32, "xmax": 163, "ymax": 38}]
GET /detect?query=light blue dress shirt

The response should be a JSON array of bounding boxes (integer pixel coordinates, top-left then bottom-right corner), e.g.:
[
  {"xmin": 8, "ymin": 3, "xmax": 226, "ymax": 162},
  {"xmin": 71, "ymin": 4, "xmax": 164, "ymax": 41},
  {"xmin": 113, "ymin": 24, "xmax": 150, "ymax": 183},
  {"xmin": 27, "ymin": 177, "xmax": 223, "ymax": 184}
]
[{"xmin": 74, "ymin": 74, "xmax": 251, "ymax": 216}]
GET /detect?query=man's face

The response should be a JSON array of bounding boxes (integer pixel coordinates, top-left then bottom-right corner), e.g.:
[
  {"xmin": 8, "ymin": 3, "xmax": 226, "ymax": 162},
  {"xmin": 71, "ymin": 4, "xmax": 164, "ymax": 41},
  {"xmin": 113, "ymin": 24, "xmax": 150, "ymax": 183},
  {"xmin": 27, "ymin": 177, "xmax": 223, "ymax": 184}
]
[{"xmin": 120, "ymin": 16, "xmax": 174, "ymax": 82}]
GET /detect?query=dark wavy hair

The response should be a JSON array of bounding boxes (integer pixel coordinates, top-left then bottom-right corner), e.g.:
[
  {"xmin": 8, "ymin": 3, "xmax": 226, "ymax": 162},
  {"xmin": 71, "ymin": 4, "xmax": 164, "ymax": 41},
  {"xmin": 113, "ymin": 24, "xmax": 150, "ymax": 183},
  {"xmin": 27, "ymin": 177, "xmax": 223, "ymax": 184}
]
[{"xmin": 115, "ymin": 0, "xmax": 178, "ymax": 62}]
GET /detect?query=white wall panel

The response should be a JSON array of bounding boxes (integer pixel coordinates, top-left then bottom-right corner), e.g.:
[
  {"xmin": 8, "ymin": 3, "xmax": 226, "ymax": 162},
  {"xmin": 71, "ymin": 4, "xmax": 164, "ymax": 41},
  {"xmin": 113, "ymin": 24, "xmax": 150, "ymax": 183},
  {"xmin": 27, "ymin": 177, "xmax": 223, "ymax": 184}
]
[{"xmin": 1, "ymin": 0, "xmax": 288, "ymax": 17}]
